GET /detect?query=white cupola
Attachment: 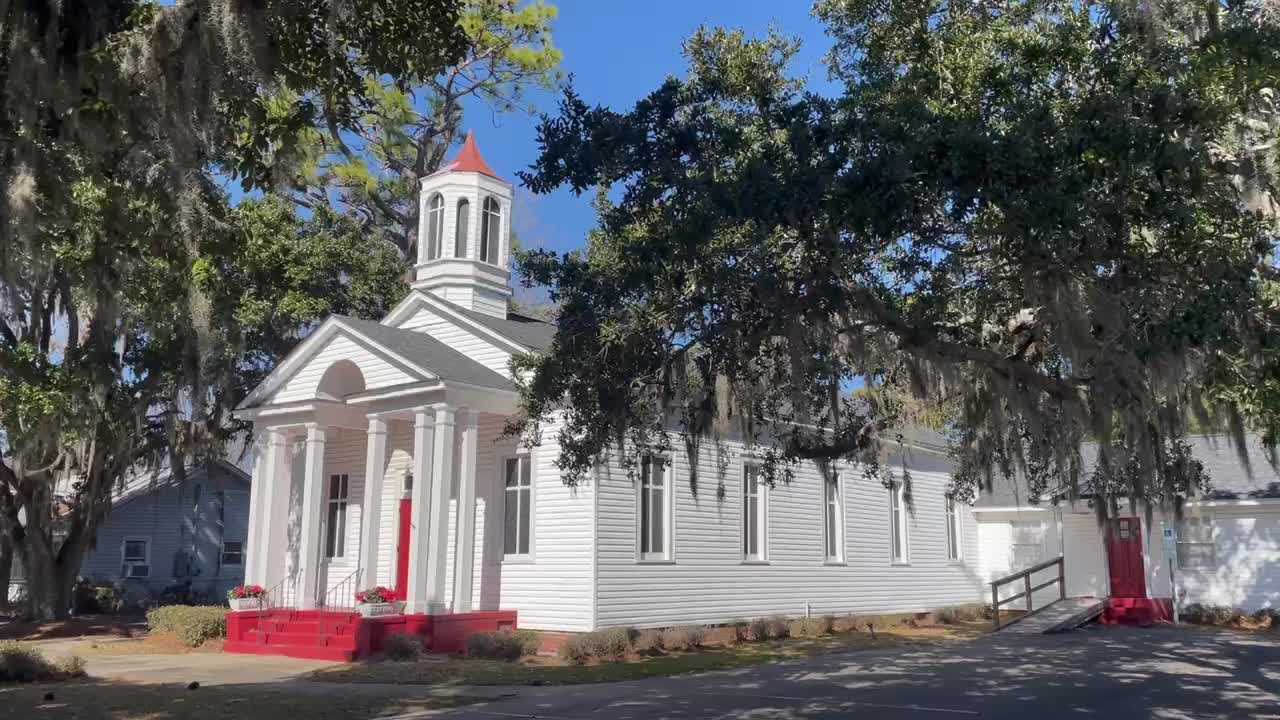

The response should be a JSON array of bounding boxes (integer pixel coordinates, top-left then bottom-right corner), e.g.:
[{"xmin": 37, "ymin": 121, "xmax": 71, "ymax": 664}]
[{"xmin": 413, "ymin": 130, "xmax": 514, "ymax": 319}]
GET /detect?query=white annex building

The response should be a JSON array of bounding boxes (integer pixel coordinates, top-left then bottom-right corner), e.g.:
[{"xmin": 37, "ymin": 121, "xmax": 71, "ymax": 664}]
[{"xmin": 227, "ymin": 134, "xmax": 1280, "ymax": 660}]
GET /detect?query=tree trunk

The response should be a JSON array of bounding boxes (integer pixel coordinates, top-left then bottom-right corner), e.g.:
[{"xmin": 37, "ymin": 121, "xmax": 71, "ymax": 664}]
[
  {"xmin": 19, "ymin": 533, "xmax": 84, "ymax": 621},
  {"xmin": 0, "ymin": 536, "xmax": 11, "ymax": 611}
]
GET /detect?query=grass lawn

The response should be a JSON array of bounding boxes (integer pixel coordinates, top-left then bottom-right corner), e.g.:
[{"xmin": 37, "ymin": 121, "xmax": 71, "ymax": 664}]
[
  {"xmin": 315, "ymin": 620, "xmax": 989, "ymax": 687},
  {"xmin": 0, "ymin": 680, "xmax": 487, "ymax": 719}
]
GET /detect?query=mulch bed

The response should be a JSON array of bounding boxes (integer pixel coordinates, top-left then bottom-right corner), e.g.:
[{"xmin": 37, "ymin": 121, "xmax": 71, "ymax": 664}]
[{"xmin": 0, "ymin": 613, "xmax": 147, "ymax": 641}]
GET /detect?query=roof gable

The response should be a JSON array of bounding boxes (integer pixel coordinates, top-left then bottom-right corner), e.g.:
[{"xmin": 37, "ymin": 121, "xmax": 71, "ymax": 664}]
[
  {"xmin": 382, "ymin": 290, "xmax": 554, "ymax": 353},
  {"xmin": 238, "ymin": 315, "xmax": 514, "ymax": 410}
]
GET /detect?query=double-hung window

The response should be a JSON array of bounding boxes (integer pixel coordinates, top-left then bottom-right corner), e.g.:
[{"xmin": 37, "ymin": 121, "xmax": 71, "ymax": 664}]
[
  {"xmin": 1010, "ymin": 520, "xmax": 1046, "ymax": 569},
  {"xmin": 504, "ymin": 455, "xmax": 533, "ymax": 559},
  {"xmin": 945, "ymin": 494, "xmax": 962, "ymax": 561},
  {"xmin": 824, "ymin": 473, "xmax": 844, "ymax": 562},
  {"xmin": 121, "ymin": 538, "xmax": 150, "ymax": 579},
  {"xmin": 1176, "ymin": 515, "xmax": 1215, "ymax": 570},
  {"xmin": 222, "ymin": 541, "xmax": 244, "ymax": 567},
  {"xmin": 889, "ymin": 482, "xmax": 909, "ymax": 563},
  {"xmin": 325, "ymin": 473, "xmax": 349, "ymax": 559},
  {"xmin": 742, "ymin": 463, "xmax": 767, "ymax": 562},
  {"xmin": 638, "ymin": 454, "xmax": 672, "ymax": 560}
]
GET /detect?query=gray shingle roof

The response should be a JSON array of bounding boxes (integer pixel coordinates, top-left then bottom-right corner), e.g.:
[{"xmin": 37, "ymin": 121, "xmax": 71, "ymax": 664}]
[
  {"xmin": 337, "ymin": 316, "xmax": 515, "ymax": 392},
  {"xmin": 435, "ymin": 298, "xmax": 557, "ymax": 351},
  {"xmin": 974, "ymin": 433, "xmax": 1280, "ymax": 507}
]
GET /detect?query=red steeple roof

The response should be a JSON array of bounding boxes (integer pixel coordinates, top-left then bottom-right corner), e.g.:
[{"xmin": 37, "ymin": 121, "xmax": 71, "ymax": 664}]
[{"xmin": 441, "ymin": 130, "xmax": 504, "ymax": 181}]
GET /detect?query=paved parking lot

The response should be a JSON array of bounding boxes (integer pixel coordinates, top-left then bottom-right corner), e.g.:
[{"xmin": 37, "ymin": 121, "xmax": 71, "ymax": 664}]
[{"xmin": 441, "ymin": 624, "xmax": 1280, "ymax": 720}]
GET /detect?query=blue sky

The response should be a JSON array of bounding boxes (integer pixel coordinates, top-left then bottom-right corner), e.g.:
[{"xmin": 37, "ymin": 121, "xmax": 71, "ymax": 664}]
[{"xmin": 459, "ymin": 0, "xmax": 835, "ymax": 259}]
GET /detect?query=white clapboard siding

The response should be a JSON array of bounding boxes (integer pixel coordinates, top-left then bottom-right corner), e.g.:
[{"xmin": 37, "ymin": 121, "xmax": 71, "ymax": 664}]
[
  {"xmin": 497, "ymin": 413, "xmax": 595, "ymax": 632},
  {"xmin": 274, "ymin": 333, "xmax": 419, "ymax": 403},
  {"xmin": 315, "ymin": 428, "xmax": 366, "ymax": 591},
  {"xmin": 593, "ymin": 440, "xmax": 986, "ymax": 629},
  {"xmin": 373, "ymin": 424, "xmax": 416, "ymax": 589},
  {"xmin": 973, "ymin": 509, "xmax": 1063, "ymax": 607},
  {"xmin": 1147, "ymin": 507, "xmax": 1280, "ymax": 610},
  {"xmin": 391, "ymin": 305, "xmax": 514, "ymax": 378},
  {"xmin": 1060, "ymin": 510, "xmax": 1111, "ymax": 598}
]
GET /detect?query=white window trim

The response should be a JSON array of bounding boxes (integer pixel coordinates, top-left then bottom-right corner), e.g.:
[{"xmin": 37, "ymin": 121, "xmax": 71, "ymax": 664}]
[
  {"xmin": 740, "ymin": 459, "xmax": 769, "ymax": 564},
  {"xmin": 1175, "ymin": 513, "xmax": 1216, "ymax": 570},
  {"xmin": 1009, "ymin": 519, "xmax": 1048, "ymax": 570},
  {"xmin": 325, "ymin": 473, "xmax": 350, "ymax": 560},
  {"xmin": 121, "ymin": 536, "xmax": 151, "ymax": 579},
  {"xmin": 889, "ymin": 482, "xmax": 910, "ymax": 565},
  {"xmin": 636, "ymin": 451, "xmax": 675, "ymax": 563},
  {"xmin": 823, "ymin": 472, "xmax": 846, "ymax": 565},
  {"xmin": 501, "ymin": 451, "xmax": 535, "ymax": 564},
  {"xmin": 221, "ymin": 540, "xmax": 245, "ymax": 567},
  {"xmin": 945, "ymin": 493, "xmax": 963, "ymax": 563}
]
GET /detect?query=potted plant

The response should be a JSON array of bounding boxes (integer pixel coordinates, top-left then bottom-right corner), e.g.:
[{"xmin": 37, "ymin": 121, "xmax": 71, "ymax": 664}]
[
  {"xmin": 355, "ymin": 586, "xmax": 401, "ymax": 617},
  {"xmin": 226, "ymin": 584, "xmax": 266, "ymax": 611}
]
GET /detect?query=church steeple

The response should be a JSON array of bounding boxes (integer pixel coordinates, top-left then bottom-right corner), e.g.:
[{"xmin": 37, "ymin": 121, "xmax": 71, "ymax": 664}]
[{"xmin": 413, "ymin": 131, "xmax": 513, "ymax": 319}]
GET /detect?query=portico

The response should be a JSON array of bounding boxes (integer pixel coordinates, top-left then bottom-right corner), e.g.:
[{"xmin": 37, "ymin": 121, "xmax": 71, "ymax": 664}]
[{"xmin": 226, "ymin": 133, "xmax": 535, "ymax": 659}]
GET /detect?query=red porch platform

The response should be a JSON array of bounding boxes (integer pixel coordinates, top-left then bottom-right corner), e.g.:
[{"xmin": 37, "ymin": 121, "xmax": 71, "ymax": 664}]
[
  {"xmin": 224, "ymin": 609, "xmax": 518, "ymax": 661},
  {"xmin": 1100, "ymin": 597, "xmax": 1174, "ymax": 626}
]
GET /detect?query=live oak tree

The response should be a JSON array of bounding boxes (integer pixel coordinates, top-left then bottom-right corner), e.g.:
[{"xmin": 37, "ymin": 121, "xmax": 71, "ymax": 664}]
[
  {"xmin": 0, "ymin": 0, "xmax": 463, "ymax": 619},
  {"xmin": 513, "ymin": 1, "xmax": 1280, "ymax": 518}
]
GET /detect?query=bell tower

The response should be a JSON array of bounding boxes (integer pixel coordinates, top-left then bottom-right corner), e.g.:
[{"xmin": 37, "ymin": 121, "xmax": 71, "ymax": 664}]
[{"xmin": 413, "ymin": 130, "xmax": 513, "ymax": 319}]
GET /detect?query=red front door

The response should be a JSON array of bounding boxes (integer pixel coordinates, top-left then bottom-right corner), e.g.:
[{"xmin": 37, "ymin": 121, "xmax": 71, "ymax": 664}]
[
  {"xmin": 1106, "ymin": 516, "xmax": 1147, "ymax": 598},
  {"xmin": 395, "ymin": 498, "xmax": 412, "ymax": 600}
]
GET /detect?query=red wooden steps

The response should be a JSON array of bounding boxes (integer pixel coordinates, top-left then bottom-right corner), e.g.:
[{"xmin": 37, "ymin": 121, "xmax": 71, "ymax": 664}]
[{"xmin": 227, "ymin": 609, "xmax": 363, "ymax": 661}]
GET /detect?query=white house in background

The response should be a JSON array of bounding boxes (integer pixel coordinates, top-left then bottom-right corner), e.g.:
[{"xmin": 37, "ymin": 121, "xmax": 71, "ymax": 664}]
[
  {"xmin": 973, "ymin": 434, "xmax": 1280, "ymax": 623},
  {"xmin": 5, "ymin": 460, "xmax": 250, "ymax": 607},
  {"xmin": 226, "ymin": 132, "xmax": 989, "ymax": 660}
]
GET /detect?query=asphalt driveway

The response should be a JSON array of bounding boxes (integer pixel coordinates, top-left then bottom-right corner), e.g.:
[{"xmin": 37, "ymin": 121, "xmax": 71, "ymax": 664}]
[{"xmin": 440, "ymin": 624, "xmax": 1280, "ymax": 720}]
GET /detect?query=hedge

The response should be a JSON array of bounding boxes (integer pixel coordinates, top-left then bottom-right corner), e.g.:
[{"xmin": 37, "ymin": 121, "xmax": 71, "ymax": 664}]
[{"xmin": 145, "ymin": 605, "xmax": 228, "ymax": 647}]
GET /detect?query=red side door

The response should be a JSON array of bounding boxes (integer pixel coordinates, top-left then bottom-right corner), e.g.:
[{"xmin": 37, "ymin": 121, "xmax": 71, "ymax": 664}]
[
  {"xmin": 1106, "ymin": 516, "xmax": 1147, "ymax": 598},
  {"xmin": 394, "ymin": 498, "xmax": 412, "ymax": 600}
]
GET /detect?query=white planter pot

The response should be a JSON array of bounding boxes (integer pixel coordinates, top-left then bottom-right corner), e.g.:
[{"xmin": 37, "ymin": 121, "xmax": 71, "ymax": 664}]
[
  {"xmin": 357, "ymin": 602, "xmax": 401, "ymax": 618},
  {"xmin": 229, "ymin": 597, "xmax": 263, "ymax": 612}
]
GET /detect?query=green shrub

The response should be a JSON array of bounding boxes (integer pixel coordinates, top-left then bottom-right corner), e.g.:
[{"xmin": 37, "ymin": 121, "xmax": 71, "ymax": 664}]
[
  {"xmin": 583, "ymin": 627, "xmax": 632, "ymax": 661},
  {"xmin": 514, "ymin": 629, "xmax": 543, "ymax": 656},
  {"xmin": 557, "ymin": 634, "xmax": 593, "ymax": 665},
  {"xmin": 465, "ymin": 630, "xmax": 533, "ymax": 661},
  {"xmin": 57, "ymin": 654, "xmax": 86, "ymax": 678},
  {"xmin": 729, "ymin": 619, "xmax": 749, "ymax": 644},
  {"xmin": 766, "ymin": 615, "xmax": 790, "ymax": 639},
  {"xmin": 634, "ymin": 628, "xmax": 665, "ymax": 652},
  {"xmin": 0, "ymin": 641, "xmax": 56, "ymax": 682},
  {"xmin": 146, "ymin": 605, "xmax": 227, "ymax": 647},
  {"xmin": 662, "ymin": 625, "xmax": 706, "ymax": 650},
  {"xmin": 796, "ymin": 615, "xmax": 834, "ymax": 637},
  {"xmin": 385, "ymin": 632, "xmax": 422, "ymax": 661},
  {"xmin": 747, "ymin": 617, "xmax": 770, "ymax": 641},
  {"xmin": 934, "ymin": 604, "xmax": 986, "ymax": 625}
]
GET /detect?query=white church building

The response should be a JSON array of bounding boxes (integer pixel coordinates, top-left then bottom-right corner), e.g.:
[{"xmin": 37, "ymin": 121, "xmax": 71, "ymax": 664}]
[{"xmin": 225, "ymin": 134, "xmax": 1280, "ymax": 661}]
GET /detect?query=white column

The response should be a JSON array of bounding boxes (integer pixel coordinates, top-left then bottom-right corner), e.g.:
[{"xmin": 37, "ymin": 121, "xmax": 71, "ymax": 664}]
[
  {"xmin": 259, "ymin": 428, "xmax": 293, "ymax": 589},
  {"xmin": 358, "ymin": 415, "xmax": 388, "ymax": 587},
  {"xmin": 297, "ymin": 424, "xmax": 327, "ymax": 609},
  {"xmin": 243, "ymin": 431, "xmax": 267, "ymax": 585},
  {"xmin": 452, "ymin": 409, "xmax": 479, "ymax": 612},
  {"xmin": 405, "ymin": 408, "xmax": 435, "ymax": 613},
  {"xmin": 424, "ymin": 404, "xmax": 456, "ymax": 613}
]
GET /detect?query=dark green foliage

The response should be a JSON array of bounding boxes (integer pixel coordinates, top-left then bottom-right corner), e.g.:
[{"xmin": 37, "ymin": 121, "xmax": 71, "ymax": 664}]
[
  {"xmin": 384, "ymin": 632, "xmax": 423, "ymax": 661},
  {"xmin": 513, "ymin": 1, "xmax": 1280, "ymax": 516},
  {"xmin": 145, "ymin": 606, "xmax": 227, "ymax": 647}
]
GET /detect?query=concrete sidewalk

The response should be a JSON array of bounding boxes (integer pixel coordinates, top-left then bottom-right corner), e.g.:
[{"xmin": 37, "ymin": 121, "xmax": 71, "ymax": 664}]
[{"xmin": 33, "ymin": 640, "xmax": 339, "ymax": 686}]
